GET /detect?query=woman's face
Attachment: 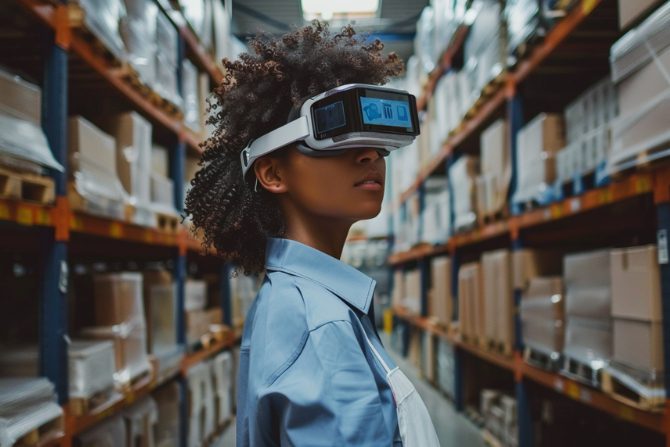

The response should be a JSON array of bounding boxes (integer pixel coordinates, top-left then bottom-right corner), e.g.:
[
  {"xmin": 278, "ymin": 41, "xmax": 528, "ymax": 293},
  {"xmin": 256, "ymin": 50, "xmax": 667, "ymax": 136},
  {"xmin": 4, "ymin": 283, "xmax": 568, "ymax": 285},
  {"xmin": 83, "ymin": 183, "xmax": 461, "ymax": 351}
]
[{"xmin": 278, "ymin": 146, "xmax": 387, "ymax": 223}]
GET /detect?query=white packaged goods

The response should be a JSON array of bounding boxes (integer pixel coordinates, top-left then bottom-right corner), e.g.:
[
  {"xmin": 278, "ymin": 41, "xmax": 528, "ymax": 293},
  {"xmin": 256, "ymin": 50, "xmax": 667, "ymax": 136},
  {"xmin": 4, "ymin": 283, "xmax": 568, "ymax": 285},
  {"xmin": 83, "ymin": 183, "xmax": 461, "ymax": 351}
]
[
  {"xmin": 99, "ymin": 112, "xmax": 153, "ymax": 211},
  {"xmin": 68, "ymin": 116, "xmax": 127, "ymax": 219},
  {"xmin": 183, "ymin": 60, "xmax": 201, "ymax": 133},
  {"xmin": 0, "ymin": 114, "xmax": 62, "ymax": 173},
  {"xmin": 154, "ymin": 11, "xmax": 181, "ymax": 108},
  {"xmin": 187, "ymin": 362, "xmax": 209, "ymax": 447},
  {"xmin": 143, "ymin": 269, "xmax": 177, "ymax": 355},
  {"xmin": 68, "ymin": 340, "xmax": 116, "ymax": 399},
  {"xmin": 609, "ymin": 2, "xmax": 670, "ymax": 171},
  {"xmin": 422, "ymin": 177, "xmax": 451, "ymax": 244},
  {"xmin": 404, "ymin": 269, "xmax": 422, "ymax": 315},
  {"xmin": 185, "ymin": 279, "xmax": 207, "ymax": 311},
  {"xmin": 464, "ymin": 0, "xmax": 505, "ymax": 98},
  {"xmin": 563, "ymin": 316, "xmax": 612, "ymax": 365},
  {"xmin": 150, "ymin": 173, "xmax": 177, "ymax": 214},
  {"xmin": 436, "ymin": 339, "xmax": 455, "ymax": 397},
  {"xmin": 119, "ymin": 0, "xmax": 157, "ymax": 86},
  {"xmin": 75, "ymin": 0, "xmax": 127, "ymax": 62},
  {"xmin": 450, "ymin": 155, "xmax": 479, "ymax": 231},
  {"xmin": 0, "ymin": 378, "xmax": 63, "ymax": 447},
  {"xmin": 123, "ymin": 397, "xmax": 157, "ymax": 447},
  {"xmin": 153, "ymin": 382, "xmax": 180, "ymax": 447},
  {"xmin": 213, "ymin": 0, "xmax": 232, "ymax": 62},
  {"xmin": 415, "ymin": 6, "xmax": 437, "ymax": 76},
  {"xmin": 77, "ymin": 414, "xmax": 127, "ymax": 447},
  {"xmin": 513, "ymin": 113, "xmax": 565, "ymax": 204},
  {"xmin": 212, "ymin": 351, "xmax": 234, "ymax": 424},
  {"xmin": 563, "ymin": 250, "xmax": 612, "ymax": 319}
]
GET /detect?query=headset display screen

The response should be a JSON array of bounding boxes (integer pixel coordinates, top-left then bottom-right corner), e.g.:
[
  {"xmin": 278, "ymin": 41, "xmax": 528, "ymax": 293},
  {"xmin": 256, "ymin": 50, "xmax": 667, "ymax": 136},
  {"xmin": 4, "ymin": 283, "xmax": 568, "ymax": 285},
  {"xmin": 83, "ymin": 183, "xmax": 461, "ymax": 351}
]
[
  {"xmin": 313, "ymin": 100, "xmax": 346, "ymax": 134},
  {"xmin": 359, "ymin": 96, "xmax": 412, "ymax": 129}
]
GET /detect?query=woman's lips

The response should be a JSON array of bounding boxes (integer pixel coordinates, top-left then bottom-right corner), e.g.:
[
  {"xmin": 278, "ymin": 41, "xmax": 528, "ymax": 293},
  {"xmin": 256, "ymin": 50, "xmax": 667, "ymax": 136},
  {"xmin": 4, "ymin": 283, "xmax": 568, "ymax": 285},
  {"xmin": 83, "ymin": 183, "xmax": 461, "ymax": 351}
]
[{"xmin": 354, "ymin": 179, "xmax": 383, "ymax": 191}]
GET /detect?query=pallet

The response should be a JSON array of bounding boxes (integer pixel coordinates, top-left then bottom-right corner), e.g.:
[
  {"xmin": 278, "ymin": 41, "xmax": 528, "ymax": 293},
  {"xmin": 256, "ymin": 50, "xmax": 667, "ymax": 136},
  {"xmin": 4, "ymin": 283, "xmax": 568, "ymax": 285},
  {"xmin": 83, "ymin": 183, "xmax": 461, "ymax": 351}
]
[
  {"xmin": 601, "ymin": 364, "xmax": 665, "ymax": 412},
  {"xmin": 478, "ymin": 208, "xmax": 509, "ymax": 227},
  {"xmin": 15, "ymin": 413, "xmax": 64, "ymax": 447},
  {"xmin": 155, "ymin": 210, "xmax": 181, "ymax": 234},
  {"xmin": 67, "ymin": 3, "xmax": 125, "ymax": 67},
  {"xmin": 0, "ymin": 167, "xmax": 55, "ymax": 204},
  {"xmin": 68, "ymin": 386, "xmax": 119, "ymax": 416},
  {"xmin": 464, "ymin": 72, "xmax": 506, "ymax": 120},
  {"xmin": 609, "ymin": 146, "xmax": 670, "ymax": 177},
  {"xmin": 118, "ymin": 63, "xmax": 184, "ymax": 118},
  {"xmin": 523, "ymin": 346, "xmax": 562, "ymax": 372},
  {"xmin": 560, "ymin": 355, "xmax": 604, "ymax": 388}
]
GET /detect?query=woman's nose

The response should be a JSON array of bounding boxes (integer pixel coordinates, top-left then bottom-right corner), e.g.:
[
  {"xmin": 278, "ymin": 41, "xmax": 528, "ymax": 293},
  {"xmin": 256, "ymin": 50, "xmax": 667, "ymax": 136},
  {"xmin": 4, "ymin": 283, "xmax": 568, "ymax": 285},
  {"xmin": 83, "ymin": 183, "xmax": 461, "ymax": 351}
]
[{"xmin": 355, "ymin": 148, "xmax": 383, "ymax": 164}]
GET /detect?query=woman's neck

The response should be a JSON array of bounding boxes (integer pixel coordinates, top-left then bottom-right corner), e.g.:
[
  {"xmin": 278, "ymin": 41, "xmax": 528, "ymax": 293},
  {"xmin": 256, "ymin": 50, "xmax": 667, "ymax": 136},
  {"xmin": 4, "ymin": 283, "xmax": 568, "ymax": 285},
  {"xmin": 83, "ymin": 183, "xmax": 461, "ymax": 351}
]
[{"xmin": 281, "ymin": 210, "xmax": 352, "ymax": 259}]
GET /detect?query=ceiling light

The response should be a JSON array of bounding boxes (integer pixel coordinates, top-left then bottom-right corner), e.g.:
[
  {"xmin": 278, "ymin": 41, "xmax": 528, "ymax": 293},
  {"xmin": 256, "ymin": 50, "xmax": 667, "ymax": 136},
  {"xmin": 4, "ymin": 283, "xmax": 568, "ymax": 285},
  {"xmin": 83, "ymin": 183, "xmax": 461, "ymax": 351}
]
[{"xmin": 301, "ymin": 0, "xmax": 380, "ymax": 21}]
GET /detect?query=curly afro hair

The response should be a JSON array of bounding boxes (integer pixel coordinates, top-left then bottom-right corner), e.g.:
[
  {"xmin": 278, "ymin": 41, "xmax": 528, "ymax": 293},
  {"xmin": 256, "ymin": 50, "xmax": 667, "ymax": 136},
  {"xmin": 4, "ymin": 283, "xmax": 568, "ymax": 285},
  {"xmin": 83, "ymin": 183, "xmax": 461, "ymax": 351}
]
[{"xmin": 184, "ymin": 22, "xmax": 403, "ymax": 275}]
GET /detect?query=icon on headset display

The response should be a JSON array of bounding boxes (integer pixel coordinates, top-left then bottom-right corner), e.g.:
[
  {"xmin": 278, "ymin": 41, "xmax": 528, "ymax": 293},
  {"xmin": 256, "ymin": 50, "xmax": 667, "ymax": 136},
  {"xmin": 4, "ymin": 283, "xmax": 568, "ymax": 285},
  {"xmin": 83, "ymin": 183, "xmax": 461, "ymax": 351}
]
[{"xmin": 363, "ymin": 103, "xmax": 381, "ymax": 121}]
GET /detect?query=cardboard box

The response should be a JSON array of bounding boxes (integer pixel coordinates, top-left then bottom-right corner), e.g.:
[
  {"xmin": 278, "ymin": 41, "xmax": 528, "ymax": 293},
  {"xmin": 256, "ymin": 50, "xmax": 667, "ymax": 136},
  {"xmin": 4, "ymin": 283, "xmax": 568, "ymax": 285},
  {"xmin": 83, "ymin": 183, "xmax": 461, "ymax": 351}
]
[
  {"xmin": 563, "ymin": 317, "xmax": 612, "ymax": 364},
  {"xmin": 482, "ymin": 250, "xmax": 513, "ymax": 346},
  {"xmin": 69, "ymin": 116, "xmax": 117, "ymax": 175},
  {"xmin": 422, "ymin": 331, "xmax": 436, "ymax": 383},
  {"xmin": 480, "ymin": 119, "xmax": 510, "ymax": 214},
  {"xmin": 408, "ymin": 329, "xmax": 422, "ymax": 369},
  {"xmin": 150, "ymin": 173, "xmax": 175, "ymax": 209},
  {"xmin": 521, "ymin": 316, "xmax": 564, "ymax": 354},
  {"xmin": 430, "ymin": 257, "xmax": 452, "ymax": 325},
  {"xmin": 564, "ymin": 250, "xmax": 611, "ymax": 319},
  {"xmin": 151, "ymin": 144, "xmax": 169, "ymax": 177},
  {"xmin": 458, "ymin": 262, "xmax": 483, "ymax": 340},
  {"xmin": 392, "ymin": 269, "xmax": 405, "ymax": 309},
  {"xmin": 99, "ymin": 112, "xmax": 152, "ymax": 203},
  {"xmin": 185, "ymin": 279, "xmax": 207, "ymax": 311},
  {"xmin": 0, "ymin": 69, "xmax": 41, "ymax": 125},
  {"xmin": 512, "ymin": 249, "xmax": 563, "ymax": 291},
  {"xmin": 93, "ymin": 273, "xmax": 145, "ymax": 326},
  {"xmin": 404, "ymin": 269, "xmax": 422, "ymax": 315},
  {"xmin": 185, "ymin": 308, "xmax": 223, "ymax": 345},
  {"xmin": 143, "ymin": 270, "xmax": 176, "ymax": 355},
  {"xmin": 613, "ymin": 318, "xmax": 664, "ymax": 371},
  {"xmin": 611, "ymin": 245, "xmax": 661, "ymax": 321},
  {"xmin": 618, "ymin": 0, "xmax": 662, "ymax": 29}
]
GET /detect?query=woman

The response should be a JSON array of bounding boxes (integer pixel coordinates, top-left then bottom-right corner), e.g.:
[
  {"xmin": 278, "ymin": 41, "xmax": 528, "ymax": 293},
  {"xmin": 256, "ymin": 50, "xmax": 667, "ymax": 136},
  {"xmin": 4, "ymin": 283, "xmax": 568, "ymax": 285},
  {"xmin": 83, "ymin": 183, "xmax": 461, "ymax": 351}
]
[{"xmin": 186, "ymin": 22, "xmax": 439, "ymax": 446}]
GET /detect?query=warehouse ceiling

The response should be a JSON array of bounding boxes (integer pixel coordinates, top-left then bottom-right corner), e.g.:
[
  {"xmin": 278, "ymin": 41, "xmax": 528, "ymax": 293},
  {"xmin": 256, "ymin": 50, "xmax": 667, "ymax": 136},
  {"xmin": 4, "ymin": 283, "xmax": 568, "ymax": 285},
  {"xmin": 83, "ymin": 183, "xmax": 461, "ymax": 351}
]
[{"xmin": 230, "ymin": 0, "xmax": 429, "ymax": 62}]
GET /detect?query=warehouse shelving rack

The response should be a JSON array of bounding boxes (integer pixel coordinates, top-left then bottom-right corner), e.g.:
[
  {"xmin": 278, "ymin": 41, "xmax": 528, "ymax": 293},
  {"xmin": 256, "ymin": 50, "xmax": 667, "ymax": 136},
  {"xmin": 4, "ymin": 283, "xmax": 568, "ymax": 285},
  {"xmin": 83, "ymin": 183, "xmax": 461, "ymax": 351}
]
[
  {"xmin": 389, "ymin": 0, "xmax": 670, "ymax": 446},
  {"xmin": 1, "ymin": 1, "xmax": 237, "ymax": 445}
]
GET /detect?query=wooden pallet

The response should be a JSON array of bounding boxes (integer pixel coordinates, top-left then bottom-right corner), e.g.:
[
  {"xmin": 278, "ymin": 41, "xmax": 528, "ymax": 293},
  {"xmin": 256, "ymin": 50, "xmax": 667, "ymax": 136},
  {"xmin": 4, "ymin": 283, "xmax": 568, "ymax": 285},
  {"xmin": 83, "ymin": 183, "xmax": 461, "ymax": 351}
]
[
  {"xmin": 15, "ymin": 413, "xmax": 63, "ymax": 447},
  {"xmin": 68, "ymin": 386, "xmax": 119, "ymax": 416},
  {"xmin": 155, "ymin": 211, "xmax": 180, "ymax": 234},
  {"xmin": 561, "ymin": 355, "xmax": 603, "ymax": 388},
  {"xmin": 119, "ymin": 63, "xmax": 184, "ymax": 118},
  {"xmin": 0, "ymin": 167, "xmax": 55, "ymax": 204},
  {"xmin": 479, "ymin": 208, "xmax": 509, "ymax": 227},
  {"xmin": 68, "ymin": 3, "xmax": 125, "ymax": 67},
  {"xmin": 601, "ymin": 364, "xmax": 665, "ymax": 412},
  {"xmin": 523, "ymin": 346, "xmax": 562, "ymax": 372}
]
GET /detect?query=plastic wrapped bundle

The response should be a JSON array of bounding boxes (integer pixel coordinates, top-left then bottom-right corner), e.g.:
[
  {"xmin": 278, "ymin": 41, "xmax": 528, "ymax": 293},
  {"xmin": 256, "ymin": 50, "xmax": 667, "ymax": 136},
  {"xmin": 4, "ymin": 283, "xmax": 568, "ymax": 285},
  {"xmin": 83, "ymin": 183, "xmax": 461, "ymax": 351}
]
[
  {"xmin": 143, "ymin": 270, "xmax": 178, "ymax": 356},
  {"xmin": 0, "ymin": 378, "xmax": 63, "ymax": 447},
  {"xmin": 69, "ymin": 340, "xmax": 116, "ymax": 399},
  {"xmin": 74, "ymin": 0, "xmax": 127, "ymax": 62},
  {"xmin": 123, "ymin": 397, "xmax": 158, "ymax": 447},
  {"xmin": 183, "ymin": 60, "xmax": 201, "ymax": 132},
  {"xmin": 119, "ymin": 0, "xmax": 158, "ymax": 91},
  {"xmin": 154, "ymin": 11, "xmax": 182, "ymax": 108},
  {"xmin": 421, "ymin": 176, "xmax": 451, "ymax": 244},
  {"xmin": 77, "ymin": 414, "xmax": 127, "ymax": 447},
  {"xmin": 187, "ymin": 362, "xmax": 208, "ymax": 447},
  {"xmin": 414, "ymin": 6, "xmax": 437, "ymax": 76},
  {"xmin": 212, "ymin": 351, "xmax": 234, "ymax": 424},
  {"xmin": 520, "ymin": 277, "xmax": 564, "ymax": 354},
  {"xmin": 153, "ymin": 382, "xmax": 180, "ymax": 447},
  {"xmin": 450, "ymin": 155, "xmax": 479, "ymax": 231}
]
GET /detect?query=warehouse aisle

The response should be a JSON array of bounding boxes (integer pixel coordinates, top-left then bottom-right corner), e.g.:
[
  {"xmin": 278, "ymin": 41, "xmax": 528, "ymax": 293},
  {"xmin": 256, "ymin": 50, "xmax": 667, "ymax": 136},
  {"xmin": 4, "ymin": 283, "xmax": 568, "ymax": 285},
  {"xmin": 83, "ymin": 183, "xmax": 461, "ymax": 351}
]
[{"xmin": 218, "ymin": 333, "xmax": 483, "ymax": 447}]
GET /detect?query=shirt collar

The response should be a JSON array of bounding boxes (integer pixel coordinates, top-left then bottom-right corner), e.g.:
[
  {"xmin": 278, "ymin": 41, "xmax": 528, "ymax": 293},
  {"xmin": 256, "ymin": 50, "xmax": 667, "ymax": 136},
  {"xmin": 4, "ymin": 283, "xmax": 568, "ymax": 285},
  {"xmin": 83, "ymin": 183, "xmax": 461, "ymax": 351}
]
[{"xmin": 265, "ymin": 238, "xmax": 376, "ymax": 314}]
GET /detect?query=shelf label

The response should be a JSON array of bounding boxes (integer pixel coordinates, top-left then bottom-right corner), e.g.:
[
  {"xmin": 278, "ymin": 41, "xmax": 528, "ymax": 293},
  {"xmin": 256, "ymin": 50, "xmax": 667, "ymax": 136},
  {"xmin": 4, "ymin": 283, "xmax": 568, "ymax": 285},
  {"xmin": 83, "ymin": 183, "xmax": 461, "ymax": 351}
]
[
  {"xmin": 582, "ymin": 0, "xmax": 597, "ymax": 15},
  {"xmin": 0, "ymin": 203, "xmax": 9, "ymax": 220},
  {"xmin": 566, "ymin": 382, "xmax": 580, "ymax": 400},
  {"xmin": 635, "ymin": 176, "xmax": 651, "ymax": 193},
  {"xmin": 618, "ymin": 405, "xmax": 635, "ymax": 422},
  {"xmin": 570, "ymin": 198, "xmax": 581, "ymax": 213},
  {"xmin": 17, "ymin": 207, "xmax": 33, "ymax": 225},
  {"xmin": 550, "ymin": 204, "xmax": 563, "ymax": 219},
  {"xmin": 110, "ymin": 222, "xmax": 123, "ymax": 238},
  {"xmin": 72, "ymin": 216, "xmax": 83, "ymax": 230},
  {"xmin": 579, "ymin": 388, "xmax": 592, "ymax": 403},
  {"xmin": 599, "ymin": 189, "xmax": 612, "ymax": 204},
  {"xmin": 658, "ymin": 230, "xmax": 668, "ymax": 265},
  {"xmin": 36, "ymin": 209, "xmax": 50, "ymax": 225}
]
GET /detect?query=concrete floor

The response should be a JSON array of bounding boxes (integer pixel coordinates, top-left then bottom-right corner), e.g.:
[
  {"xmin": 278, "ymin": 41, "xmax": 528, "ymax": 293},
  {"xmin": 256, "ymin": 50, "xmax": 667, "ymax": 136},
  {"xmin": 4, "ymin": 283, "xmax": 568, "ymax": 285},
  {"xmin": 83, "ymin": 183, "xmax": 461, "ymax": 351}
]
[{"xmin": 218, "ymin": 334, "xmax": 485, "ymax": 447}]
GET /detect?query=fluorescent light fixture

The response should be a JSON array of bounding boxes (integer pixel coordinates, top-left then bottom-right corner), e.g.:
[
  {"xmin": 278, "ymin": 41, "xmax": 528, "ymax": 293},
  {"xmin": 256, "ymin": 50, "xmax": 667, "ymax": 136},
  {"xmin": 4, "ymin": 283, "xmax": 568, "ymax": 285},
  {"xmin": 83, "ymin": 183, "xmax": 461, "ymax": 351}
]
[{"xmin": 302, "ymin": 0, "xmax": 380, "ymax": 21}]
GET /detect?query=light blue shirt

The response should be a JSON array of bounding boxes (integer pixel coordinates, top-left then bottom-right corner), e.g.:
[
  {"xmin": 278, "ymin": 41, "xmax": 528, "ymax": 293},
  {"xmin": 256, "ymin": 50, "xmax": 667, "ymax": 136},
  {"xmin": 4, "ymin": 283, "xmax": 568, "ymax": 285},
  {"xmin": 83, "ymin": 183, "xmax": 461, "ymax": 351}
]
[{"xmin": 236, "ymin": 238, "xmax": 403, "ymax": 446}]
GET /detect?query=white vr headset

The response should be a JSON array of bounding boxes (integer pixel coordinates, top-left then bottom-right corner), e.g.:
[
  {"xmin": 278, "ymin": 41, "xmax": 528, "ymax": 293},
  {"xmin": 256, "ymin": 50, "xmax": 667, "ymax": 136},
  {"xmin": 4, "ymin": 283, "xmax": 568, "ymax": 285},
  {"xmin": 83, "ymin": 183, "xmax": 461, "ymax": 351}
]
[{"xmin": 240, "ymin": 83, "xmax": 420, "ymax": 177}]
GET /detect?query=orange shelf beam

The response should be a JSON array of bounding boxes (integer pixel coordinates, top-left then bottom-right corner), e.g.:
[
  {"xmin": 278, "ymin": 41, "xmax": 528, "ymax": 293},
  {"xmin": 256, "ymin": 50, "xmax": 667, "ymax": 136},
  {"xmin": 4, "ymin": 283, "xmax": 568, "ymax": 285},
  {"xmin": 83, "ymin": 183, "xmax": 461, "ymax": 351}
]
[
  {"xmin": 70, "ymin": 211, "xmax": 180, "ymax": 247},
  {"xmin": 180, "ymin": 26, "xmax": 224, "ymax": 84},
  {"xmin": 0, "ymin": 199, "xmax": 55, "ymax": 228}
]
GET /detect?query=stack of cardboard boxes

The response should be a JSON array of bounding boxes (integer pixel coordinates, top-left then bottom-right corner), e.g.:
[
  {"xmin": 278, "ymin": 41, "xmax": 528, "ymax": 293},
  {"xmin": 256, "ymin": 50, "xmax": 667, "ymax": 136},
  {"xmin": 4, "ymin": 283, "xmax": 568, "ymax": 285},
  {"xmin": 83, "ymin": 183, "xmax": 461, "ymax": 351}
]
[
  {"xmin": 458, "ymin": 262, "xmax": 484, "ymax": 344},
  {"xmin": 477, "ymin": 119, "xmax": 510, "ymax": 223},
  {"xmin": 609, "ymin": 245, "xmax": 663, "ymax": 391},
  {"xmin": 482, "ymin": 250, "xmax": 514, "ymax": 353},
  {"xmin": 185, "ymin": 279, "xmax": 222, "ymax": 347},
  {"xmin": 513, "ymin": 113, "xmax": 565, "ymax": 206}
]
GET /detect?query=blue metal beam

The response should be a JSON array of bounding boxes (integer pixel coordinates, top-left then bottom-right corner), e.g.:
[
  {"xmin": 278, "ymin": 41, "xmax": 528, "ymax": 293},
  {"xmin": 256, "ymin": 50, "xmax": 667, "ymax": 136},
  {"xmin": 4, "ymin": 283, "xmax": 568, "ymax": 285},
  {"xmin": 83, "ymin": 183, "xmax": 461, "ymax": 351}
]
[{"xmin": 657, "ymin": 203, "xmax": 670, "ymax": 397}]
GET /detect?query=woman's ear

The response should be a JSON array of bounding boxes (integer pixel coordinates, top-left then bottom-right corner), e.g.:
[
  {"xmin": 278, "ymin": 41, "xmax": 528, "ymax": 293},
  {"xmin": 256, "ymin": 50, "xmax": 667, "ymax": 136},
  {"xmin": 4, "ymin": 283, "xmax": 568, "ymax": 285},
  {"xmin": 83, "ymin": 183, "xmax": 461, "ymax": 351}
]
[{"xmin": 253, "ymin": 157, "xmax": 288, "ymax": 194}]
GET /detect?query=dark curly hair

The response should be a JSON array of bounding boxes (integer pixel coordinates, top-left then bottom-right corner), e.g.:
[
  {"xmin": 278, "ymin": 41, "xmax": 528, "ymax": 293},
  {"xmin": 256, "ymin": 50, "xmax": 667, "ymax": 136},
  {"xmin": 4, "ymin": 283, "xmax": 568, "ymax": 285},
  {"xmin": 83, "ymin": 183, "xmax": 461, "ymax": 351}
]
[{"xmin": 185, "ymin": 22, "xmax": 403, "ymax": 274}]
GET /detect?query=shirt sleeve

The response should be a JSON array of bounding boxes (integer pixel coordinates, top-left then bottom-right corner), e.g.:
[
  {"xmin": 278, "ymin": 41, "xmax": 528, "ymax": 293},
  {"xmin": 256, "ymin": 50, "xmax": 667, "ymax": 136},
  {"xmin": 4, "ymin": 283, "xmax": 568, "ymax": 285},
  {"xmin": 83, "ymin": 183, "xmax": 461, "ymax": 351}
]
[{"xmin": 258, "ymin": 320, "xmax": 394, "ymax": 446}]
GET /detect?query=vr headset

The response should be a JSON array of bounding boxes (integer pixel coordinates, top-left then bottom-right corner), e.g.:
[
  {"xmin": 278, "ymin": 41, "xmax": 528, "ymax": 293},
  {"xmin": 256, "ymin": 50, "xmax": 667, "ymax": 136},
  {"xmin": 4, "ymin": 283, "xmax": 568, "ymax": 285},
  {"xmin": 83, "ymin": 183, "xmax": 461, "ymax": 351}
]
[{"xmin": 240, "ymin": 83, "xmax": 420, "ymax": 177}]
